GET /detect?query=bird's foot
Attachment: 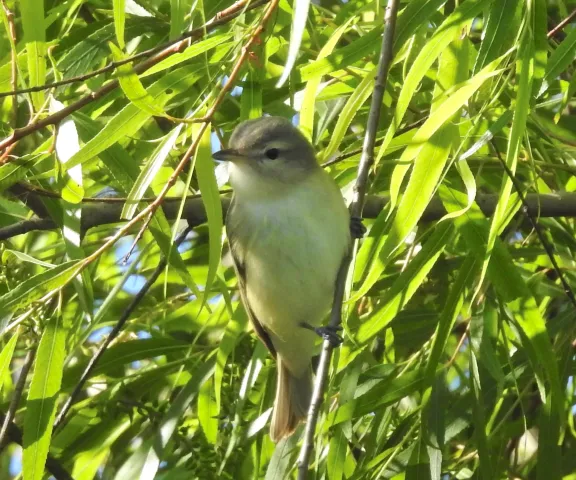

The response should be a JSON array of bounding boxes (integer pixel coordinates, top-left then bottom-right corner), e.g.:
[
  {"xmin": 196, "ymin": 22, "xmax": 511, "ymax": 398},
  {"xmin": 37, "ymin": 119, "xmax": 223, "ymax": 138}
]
[
  {"xmin": 350, "ymin": 216, "xmax": 366, "ymax": 239},
  {"xmin": 300, "ymin": 322, "xmax": 343, "ymax": 347}
]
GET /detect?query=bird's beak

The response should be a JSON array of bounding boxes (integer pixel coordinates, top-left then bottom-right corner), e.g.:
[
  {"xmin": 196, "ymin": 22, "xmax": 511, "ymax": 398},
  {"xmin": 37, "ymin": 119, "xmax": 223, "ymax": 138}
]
[{"xmin": 212, "ymin": 149, "xmax": 243, "ymax": 162}]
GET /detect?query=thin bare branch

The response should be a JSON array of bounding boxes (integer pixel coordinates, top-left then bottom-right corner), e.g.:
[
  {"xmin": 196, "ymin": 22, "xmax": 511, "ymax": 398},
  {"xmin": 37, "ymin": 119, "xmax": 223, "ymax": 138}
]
[
  {"xmin": 297, "ymin": 0, "xmax": 401, "ymax": 476},
  {"xmin": 3, "ymin": 192, "xmax": 576, "ymax": 242},
  {"xmin": 0, "ymin": 0, "xmax": 270, "ymax": 99},
  {"xmin": 0, "ymin": 346, "xmax": 36, "ymax": 449},
  {"xmin": 8, "ymin": 181, "xmax": 231, "ymax": 203},
  {"xmin": 0, "ymin": 0, "xmax": 18, "ymax": 126},
  {"xmin": 53, "ymin": 226, "xmax": 193, "ymax": 431},
  {"xmin": 128, "ymin": 0, "xmax": 280, "ymax": 248},
  {"xmin": 0, "ymin": 0, "xmax": 270, "ymax": 153},
  {"xmin": 490, "ymin": 141, "xmax": 576, "ymax": 311},
  {"xmin": 547, "ymin": 8, "xmax": 576, "ymax": 38}
]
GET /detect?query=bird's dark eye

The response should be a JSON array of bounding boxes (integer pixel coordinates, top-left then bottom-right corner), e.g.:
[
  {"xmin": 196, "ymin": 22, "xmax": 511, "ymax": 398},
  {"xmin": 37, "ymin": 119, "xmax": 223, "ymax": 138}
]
[{"xmin": 265, "ymin": 148, "xmax": 279, "ymax": 160}]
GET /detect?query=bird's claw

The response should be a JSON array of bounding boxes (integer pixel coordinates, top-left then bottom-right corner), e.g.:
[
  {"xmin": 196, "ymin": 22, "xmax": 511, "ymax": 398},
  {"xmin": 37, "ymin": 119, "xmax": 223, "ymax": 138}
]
[
  {"xmin": 300, "ymin": 322, "xmax": 343, "ymax": 347},
  {"xmin": 350, "ymin": 216, "xmax": 366, "ymax": 239}
]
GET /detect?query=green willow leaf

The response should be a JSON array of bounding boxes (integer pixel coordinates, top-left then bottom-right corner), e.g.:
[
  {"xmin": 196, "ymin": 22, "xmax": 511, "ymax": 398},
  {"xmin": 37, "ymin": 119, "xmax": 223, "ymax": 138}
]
[
  {"xmin": 64, "ymin": 65, "xmax": 203, "ymax": 171},
  {"xmin": 0, "ymin": 262, "xmax": 78, "ymax": 314},
  {"xmin": 356, "ymin": 58, "xmax": 502, "ymax": 298},
  {"xmin": 299, "ymin": 27, "xmax": 382, "ymax": 82},
  {"xmin": 170, "ymin": 0, "xmax": 184, "ymax": 40},
  {"xmin": 276, "ymin": 0, "xmax": 311, "ymax": 87},
  {"xmin": 113, "ymin": 0, "xmax": 126, "ymax": 48},
  {"xmin": 20, "ymin": 0, "xmax": 46, "ymax": 108},
  {"xmin": 214, "ymin": 307, "xmax": 248, "ymax": 413},
  {"xmin": 300, "ymin": 18, "xmax": 354, "ymax": 141},
  {"xmin": 241, "ymin": 65, "xmax": 263, "ymax": 121},
  {"xmin": 0, "ymin": 333, "xmax": 19, "ymax": 394},
  {"xmin": 393, "ymin": 0, "xmax": 448, "ymax": 52},
  {"xmin": 480, "ymin": 27, "xmax": 534, "ymax": 300},
  {"xmin": 355, "ymin": 222, "xmax": 453, "ymax": 343},
  {"xmin": 23, "ymin": 315, "xmax": 67, "ymax": 480},
  {"xmin": 198, "ymin": 377, "xmax": 218, "ymax": 444},
  {"xmin": 62, "ymin": 338, "xmax": 191, "ymax": 388},
  {"xmin": 1, "ymin": 250, "xmax": 54, "ymax": 268},
  {"xmin": 327, "ymin": 426, "xmax": 348, "ymax": 480},
  {"xmin": 539, "ymin": 26, "xmax": 576, "ymax": 97},
  {"xmin": 110, "ymin": 42, "xmax": 167, "ymax": 117},
  {"xmin": 440, "ymin": 187, "xmax": 564, "ymax": 420},
  {"xmin": 321, "ymin": 66, "xmax": 377, "ymax": 162},
  {"xmin": 473, "ymin": 0, "xmax": 522, "ymax": 73},
  {"xmin": 148, "ymin": 211, "xmax": 203, "ymax": 301},
  {"xmin": 114, "ymin": 357, "xmax": 215, "ymax": 480},
  {"xmin": 265, "ymin": 434, "xmax": 299, "ymax": 480},
  {"xmin": 536, "ymin": 395, "xmax": 562, "ymax": 480},
  {"xmin": 194, "ymin": 124, "xmax": 223, "ymax": 307},
  {"xmin": 374, "ymin": 0, "xmax": 489, "ymax": 166},
  {"xmin": 424, "ymin": 256, "xmax": 478, "ymax": 381},
  {"xmin": 532, "ymin": 0, "xmax": 548, "ymax": 97},
  {"xmin": 355, "ymin": 369, "xmax": 426, "ymax": 416},
  {"xmin": 122, "ymin": 125, "xmax": 183, "ymax": 220},
  {"xmin": 142, "ymin": 34, "xmax": 233, "ymax": 77}
]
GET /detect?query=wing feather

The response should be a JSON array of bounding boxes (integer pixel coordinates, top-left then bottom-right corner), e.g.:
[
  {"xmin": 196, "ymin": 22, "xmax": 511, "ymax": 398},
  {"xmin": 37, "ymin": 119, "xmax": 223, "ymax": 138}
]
[{"xmin": 227, "ymin": 203, "xmax": 277, "ymax": 358}]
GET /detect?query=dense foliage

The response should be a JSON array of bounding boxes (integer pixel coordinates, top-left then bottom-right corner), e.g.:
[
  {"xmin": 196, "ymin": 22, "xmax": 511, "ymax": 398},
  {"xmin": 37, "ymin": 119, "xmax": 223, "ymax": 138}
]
[{"xmin": 0, "ymin": 0, "xmax": 576, "ymax": 478}]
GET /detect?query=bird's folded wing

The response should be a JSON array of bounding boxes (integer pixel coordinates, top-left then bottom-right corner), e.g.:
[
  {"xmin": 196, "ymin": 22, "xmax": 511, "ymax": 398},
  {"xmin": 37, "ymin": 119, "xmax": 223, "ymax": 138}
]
[{"xmin": 229, "ymin": 240, "xmax": 277, "ymax": 358}]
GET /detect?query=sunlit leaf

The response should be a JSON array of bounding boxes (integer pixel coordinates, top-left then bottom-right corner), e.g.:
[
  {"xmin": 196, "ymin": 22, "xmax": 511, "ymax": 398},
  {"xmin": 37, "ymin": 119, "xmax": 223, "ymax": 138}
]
[{"xmin": 23, "ymin": 314, "xmax": 67, "ymax": 480}]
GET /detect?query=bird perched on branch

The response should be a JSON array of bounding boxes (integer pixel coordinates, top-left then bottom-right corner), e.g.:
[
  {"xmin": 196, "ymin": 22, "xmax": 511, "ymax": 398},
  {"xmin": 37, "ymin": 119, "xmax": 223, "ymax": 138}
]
[{"xmin": 213, "ymin": 116, "xmax": 351, "ymax": 441}]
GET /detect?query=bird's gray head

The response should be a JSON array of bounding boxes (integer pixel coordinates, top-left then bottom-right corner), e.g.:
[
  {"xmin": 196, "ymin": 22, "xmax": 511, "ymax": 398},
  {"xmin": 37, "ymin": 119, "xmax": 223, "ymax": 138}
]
[{"xmin": 213, "ymin": 117, "xmax": 318, "ymax": 194}]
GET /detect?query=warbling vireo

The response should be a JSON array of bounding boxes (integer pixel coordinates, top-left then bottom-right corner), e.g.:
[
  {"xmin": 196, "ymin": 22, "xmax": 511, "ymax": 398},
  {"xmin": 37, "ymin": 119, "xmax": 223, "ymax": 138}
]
[{"xmin": 213, "ymin": 116, "xmax": 351, "ymax": 442}]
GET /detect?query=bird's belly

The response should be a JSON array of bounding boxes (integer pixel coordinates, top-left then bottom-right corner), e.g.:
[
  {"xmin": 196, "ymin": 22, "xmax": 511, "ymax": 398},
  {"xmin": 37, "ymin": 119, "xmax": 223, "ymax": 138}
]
[
  {"xmin": 239, "ymin": 209, "xmax": 348, "ymax": 373},
  {"xmin": 245, "ymin": 225, "xmax": 338, "ymax": 336}
]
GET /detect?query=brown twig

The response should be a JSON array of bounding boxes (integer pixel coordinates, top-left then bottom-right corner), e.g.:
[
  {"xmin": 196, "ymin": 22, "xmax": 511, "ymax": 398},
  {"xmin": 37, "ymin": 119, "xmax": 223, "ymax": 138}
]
[
  {"xmin": 0, "ymin": 0, "xmax": 270, "ymax": 154},
  {"xmin": 127, "ymin": 0, "xmax": 279, "ymax": 252},
  {"xmin": 53, "ymin": 226, "xmax": 193, "ymax": 431},
  {"xmin": 0, "ymin": 346, "xmax": 36, "ymax": 450},
  {"xmin": 447, "ymin": 323, "xmax": 470, "ymax": 367},
  {"xmin": 297, "ymin": 1, "xmax": 401, "ymax": 477},
  {"xmin": 0, "ymin": 0, "xmax": 269, "ymax": 99},
  {"xmin": 547, "ymin": 8, "xmax": 576, "ymax": 38},
  {"xmin": 0, "ymin": 104, "xmax": 49, "ymax": 165},
  {"xmin": 8, "ymin": 181, "xmax": 232, "ymax": 203}
]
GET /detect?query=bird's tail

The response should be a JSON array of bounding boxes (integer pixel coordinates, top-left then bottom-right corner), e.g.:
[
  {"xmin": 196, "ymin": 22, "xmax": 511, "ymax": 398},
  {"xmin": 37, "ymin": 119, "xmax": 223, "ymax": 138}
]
[{"xmin": 270, "ymin": 357, "xmax": 312, "ymax": 442}]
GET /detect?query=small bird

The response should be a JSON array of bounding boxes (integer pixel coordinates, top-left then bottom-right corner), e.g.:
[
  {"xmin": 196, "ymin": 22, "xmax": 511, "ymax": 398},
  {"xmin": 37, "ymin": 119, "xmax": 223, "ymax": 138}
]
[{"xmin": 213, "ymin": 116, "xmax": 351, "ymax": 442}]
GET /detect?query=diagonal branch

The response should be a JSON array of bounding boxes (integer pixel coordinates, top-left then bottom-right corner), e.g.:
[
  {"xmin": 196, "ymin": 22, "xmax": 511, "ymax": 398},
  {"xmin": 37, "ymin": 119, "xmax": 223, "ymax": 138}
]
[
  {"xmin": 0, "ymin": 0, "xmax": 270, "ymax": 154},
  {"xmin": 0, "ymin": 346, "xmax": 36, "ymax": 449},
  {"xmin": 0, "ymin": 0, "xmax": 270, "ymax": 99},
  {"xmin": 547, "ymin": 7, "xmax": 576, "ymax": 38},
  {"xmin": 53, "ymin": 226, "xmax": 193, "ymax": 432},
  {"xmin": 0, "ymin": 0, "xmax": 280, "ymax": 316},
  {"xmin": 490, "ymin": 141, "xmax": 576, "ymax": 311},
  {"xmin": 297, "ymin": 0, "xmax": 401, "ymax": 477},
  {"xmin": 124, "ymin": 0, "xmax": 280, "ymax": 256}
]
